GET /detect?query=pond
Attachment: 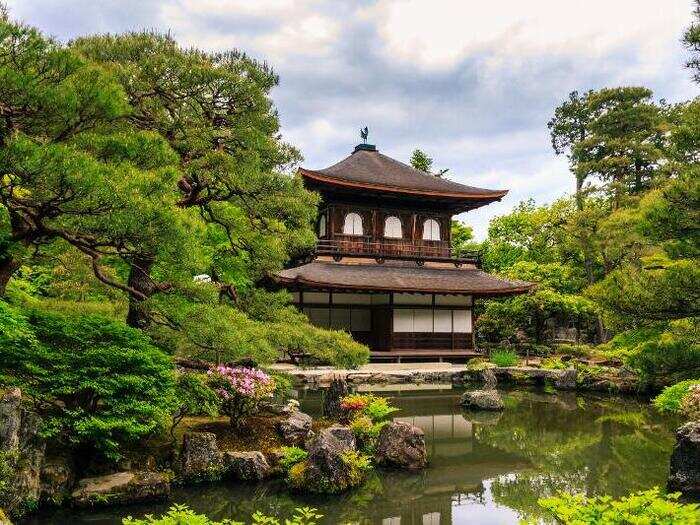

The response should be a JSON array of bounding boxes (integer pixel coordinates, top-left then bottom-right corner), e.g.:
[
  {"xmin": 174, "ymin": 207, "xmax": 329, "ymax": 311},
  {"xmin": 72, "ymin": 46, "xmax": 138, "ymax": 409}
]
[{"xmin": 28, "ymin": 385, "xmax": 681, "ymax": 525}]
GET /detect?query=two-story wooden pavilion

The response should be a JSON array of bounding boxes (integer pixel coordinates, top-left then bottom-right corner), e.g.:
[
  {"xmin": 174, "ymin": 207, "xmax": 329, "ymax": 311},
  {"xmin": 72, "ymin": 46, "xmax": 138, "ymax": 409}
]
[{"xmin": 275, "ymin": 142, "xmax": 532, "ymax": 361}]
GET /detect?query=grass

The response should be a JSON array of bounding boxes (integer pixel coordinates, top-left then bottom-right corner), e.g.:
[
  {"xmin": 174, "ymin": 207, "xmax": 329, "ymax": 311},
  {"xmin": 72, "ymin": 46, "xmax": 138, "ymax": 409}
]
[{"xmin": 490, "ymin": 349, "xmax": 519, "ymax": 367}]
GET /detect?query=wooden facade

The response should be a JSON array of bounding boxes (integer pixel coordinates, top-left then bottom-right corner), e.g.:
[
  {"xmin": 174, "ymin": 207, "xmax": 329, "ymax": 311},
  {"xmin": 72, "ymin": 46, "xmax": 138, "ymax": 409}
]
[{"xmin": 276, "ymin": 143, "xmax": 532, "ymax": 361}]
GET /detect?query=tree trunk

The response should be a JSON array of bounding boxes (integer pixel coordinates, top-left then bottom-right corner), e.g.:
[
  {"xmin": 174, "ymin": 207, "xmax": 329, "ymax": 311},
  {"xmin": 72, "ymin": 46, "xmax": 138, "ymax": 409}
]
[
  {"xmin": 0, "ymin": 256, "xmax": 20, "ymax": 296},
  {"xmin": 125, "ymin": 256, "xmax": 156, "ymax": 329}
]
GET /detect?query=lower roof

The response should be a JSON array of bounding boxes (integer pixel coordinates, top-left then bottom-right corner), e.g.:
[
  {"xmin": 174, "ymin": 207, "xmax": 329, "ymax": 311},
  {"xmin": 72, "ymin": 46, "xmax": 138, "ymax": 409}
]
[{"xmin": 275, "ymin": 259, "xmax": 533, "ymax": 296}]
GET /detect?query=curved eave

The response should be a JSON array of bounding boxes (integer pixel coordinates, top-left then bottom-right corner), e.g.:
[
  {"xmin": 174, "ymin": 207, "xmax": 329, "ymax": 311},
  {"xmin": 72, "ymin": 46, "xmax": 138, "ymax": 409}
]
[
  {"xmin": 273, "ymin": 273, "xmax": 534, "ymax": 297},
  {"xmin": 299, "ymin": 168, "xmax": 508, "ymax": 203}
]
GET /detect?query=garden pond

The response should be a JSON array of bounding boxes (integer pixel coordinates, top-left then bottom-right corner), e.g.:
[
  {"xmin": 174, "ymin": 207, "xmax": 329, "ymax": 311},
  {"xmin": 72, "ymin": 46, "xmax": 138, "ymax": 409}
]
[{"xmin": 27, "ymin": 385, "xmax": 682, "ymax": 524}]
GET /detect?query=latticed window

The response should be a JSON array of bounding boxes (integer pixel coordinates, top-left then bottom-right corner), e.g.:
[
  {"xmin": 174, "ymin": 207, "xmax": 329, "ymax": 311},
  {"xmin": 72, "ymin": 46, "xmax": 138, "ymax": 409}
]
[
  {"xmin": 384, "ymin": 216, "xmax": 402, "ymax": 238},
  {"xmin": 343, "ymin": 212, "xmax": 363, "ymax": 235},
  {"xmin": 422, "ymin": 218, "xmax": 441, "ymax": 240}
]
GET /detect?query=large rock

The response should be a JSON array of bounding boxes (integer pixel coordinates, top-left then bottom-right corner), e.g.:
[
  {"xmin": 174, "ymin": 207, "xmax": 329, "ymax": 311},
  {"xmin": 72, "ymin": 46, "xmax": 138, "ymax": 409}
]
[
  {"xmin": 177, "ymin": 432, "xmax": 223, "ymax": 481},
  {"xmin": 40, "ymin": 456, "xmax": 75, "ymax": 506},
  {"xmin": 223, "ymin": 451, "xmax": 271, "ymax": 481},
  {"xmin": 668, "ymin": 421, "xmax": 700, "ymax": 497},
  {"xmin": 554, "ymin": 368, "xmax": 578, "ymax": 390},
  {"xmin": 324, "ymin": 425, "xmax": 355, "ymax": 449},
  {"xmin": 322, "ymin": 378, "xmax": 350, "ymax": 420},
  {"xmin": 298, "ymin": 427, "xmax": 360, "ymax": 493},
  {"xmin": 0, "ymin": 389, "xmax": 45, "ymax": 516},
  {"xmin": 276, "ymin": 411, "xmax": 313, "ymax": 446},
  {"xmin": 482, "ymin": 369, "xmax": 497, "ymax": 390},
  {"xmin": 71, "ymin": 471, "xmax": 170, "ymax": 508},
  {"xmin": 374, "ymin": 421, "xmax": 427, "ymax": 471},
  {"xmin": 460, "ymin": 389, "xmax": 505, "ymax": 411}
]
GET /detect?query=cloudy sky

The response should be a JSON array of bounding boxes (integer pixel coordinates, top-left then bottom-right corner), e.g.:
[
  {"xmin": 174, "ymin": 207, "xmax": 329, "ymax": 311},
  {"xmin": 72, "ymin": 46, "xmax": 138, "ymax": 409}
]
[{"xmin": 8, "ymin": 0, "xmax": 698, "ymax": 238}]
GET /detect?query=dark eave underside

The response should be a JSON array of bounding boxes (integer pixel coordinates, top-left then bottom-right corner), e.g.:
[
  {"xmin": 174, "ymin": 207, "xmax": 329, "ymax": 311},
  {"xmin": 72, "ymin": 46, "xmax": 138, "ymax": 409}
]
[{"xmin": 275, "ymin": 260, "xmax": 533, "ymax": 296}]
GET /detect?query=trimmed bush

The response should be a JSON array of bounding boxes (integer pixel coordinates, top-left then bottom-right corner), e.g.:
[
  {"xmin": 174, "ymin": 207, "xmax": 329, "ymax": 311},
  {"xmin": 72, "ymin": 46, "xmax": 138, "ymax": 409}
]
[{"xmin": 0, "ymin": 303, "xmax": 178, "ymax": 461}]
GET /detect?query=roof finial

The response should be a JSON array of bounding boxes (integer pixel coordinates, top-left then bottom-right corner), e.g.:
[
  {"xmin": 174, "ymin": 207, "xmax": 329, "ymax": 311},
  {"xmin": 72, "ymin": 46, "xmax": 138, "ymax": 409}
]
[{"xmin": 360, "ymin": 126, "xmax": 368, "ymax": 144}]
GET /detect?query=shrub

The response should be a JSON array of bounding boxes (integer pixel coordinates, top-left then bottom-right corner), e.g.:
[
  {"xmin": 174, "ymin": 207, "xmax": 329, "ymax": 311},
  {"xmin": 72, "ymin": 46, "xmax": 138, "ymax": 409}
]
[
  {"xmin": 278, "ymin": 446, "xmax": 308, "ymax": 471},
  {"xmin": 490, "ymin": 349, "xmax": 519, "ymax": 367},
  {"xmin": 541, "ymin": 357, "xmax": 568, "ymax": 370},
  {"xmin": 122, "ymin": 503, "xmax": 323, "ymax": 525},
  {"xmin": 340, "ymin": 394, "xmax": 399, "ymax": 423},
  {"xmin": 653, "ymin": 379, "xmax": 700, "ymax": 414},
  {"xmin": 465, "ymin": 358, "xmax": 496, "ymax": 371},
  {"xmin": 341, "ymin": 450, "xmax": 372, "ymax": 487},
  {"xmin": 208, "ymin": 366, "xmax": 276, "ymax": 428},
  {"xmin": 0, "ymin": 303, "xmax": 178, "ymax": 461},
  {"xmin": 170, "ymin": 372, "xmax": 221, "ymax": 438},
  {"xmin": 349, "ymin": 415, "xmax": 386, "ymax": 454},
  {"xmin": 538, "ymin": 487, "xmax": 699, "ymax": 524}
]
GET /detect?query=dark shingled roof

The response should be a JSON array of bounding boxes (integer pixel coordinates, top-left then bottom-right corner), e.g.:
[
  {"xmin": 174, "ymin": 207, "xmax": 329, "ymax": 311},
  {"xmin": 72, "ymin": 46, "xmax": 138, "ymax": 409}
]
[
  {"xmin": 276, "ymin": 259, "xmax": 532, "ymax": 296},
  {"xmin": 299, "ymin": 146, "xmax": 508, "ymax": 202}
]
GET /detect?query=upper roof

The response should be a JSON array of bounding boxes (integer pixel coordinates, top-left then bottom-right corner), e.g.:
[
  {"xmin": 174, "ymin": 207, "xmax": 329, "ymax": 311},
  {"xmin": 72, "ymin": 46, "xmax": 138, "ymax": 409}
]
[
  {"xmin": 276, "ymin": 258, "xmax": 533, "ymax": 296},
  {"xmin": 299, "ymin": 144, "xmax": 508, "ymax": 204}
]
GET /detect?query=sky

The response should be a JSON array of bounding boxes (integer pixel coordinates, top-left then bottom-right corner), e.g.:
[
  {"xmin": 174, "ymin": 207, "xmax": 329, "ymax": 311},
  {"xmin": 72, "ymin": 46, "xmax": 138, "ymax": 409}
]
[{"xmin": 7, "ymin": 0, "xmax": 699, "ymax": 239}]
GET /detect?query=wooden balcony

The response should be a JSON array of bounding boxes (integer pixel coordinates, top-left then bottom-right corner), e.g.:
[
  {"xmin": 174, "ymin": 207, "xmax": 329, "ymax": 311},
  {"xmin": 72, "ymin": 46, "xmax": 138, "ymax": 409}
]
[{"xmin": 315, "ymin": 237, "xmax": 481, "ymax": 268}]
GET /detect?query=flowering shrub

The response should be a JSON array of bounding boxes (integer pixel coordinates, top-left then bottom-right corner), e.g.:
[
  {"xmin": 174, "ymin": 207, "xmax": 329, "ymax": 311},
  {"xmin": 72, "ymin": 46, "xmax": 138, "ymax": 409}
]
[
  {"xmin": 340, "ymin": 394, "xmax": 370, "ymax": 412},
  {"xmin": 341, "ymin": 394, "xmax": 399, "ymax": 423},
  {"xmin": 208, "ymin": 366, "xmax": 275, "ymax": 427}
]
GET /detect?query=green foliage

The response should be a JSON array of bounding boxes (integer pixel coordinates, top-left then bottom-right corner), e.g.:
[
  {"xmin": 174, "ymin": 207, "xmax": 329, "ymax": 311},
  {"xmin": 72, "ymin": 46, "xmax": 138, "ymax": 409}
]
[
  {"xmin": 349, "ymin": 415, "xmax": 386, "ymax": 454},
  {"xmin": 450, "ymin": 220, "xmax": 478, "ymax": 258},
  {"xmin": 409, "ymin": 149, "xmax": 433, "ymax": 172},
  {"xmin": 170, "ymin": 372, "xmax": 220, "ymax": 437},
  {"xmin": 653, "ymin": 379, "xmax": 700, "ymax": 414},
  {"xmin": 341, "ymin": 450, "xmax": 373, "ymax": 487},
  {"xmin": 278, "ymin": 446, "xmax": 308, "ymax": 472},
  {"xmin": 490, "ymin": 349, "xmax": 519, "ymax": 367},
  {"xmin": 538, "ymin": 488, "xmax": 700, "ymax": 525},
  {"xmin": 122, "ymin": 504, "xmax": 323, "ymax": 525},
  {"xmin": 0, "ymin": 302, "xmax": 177, "ymax": 461}
]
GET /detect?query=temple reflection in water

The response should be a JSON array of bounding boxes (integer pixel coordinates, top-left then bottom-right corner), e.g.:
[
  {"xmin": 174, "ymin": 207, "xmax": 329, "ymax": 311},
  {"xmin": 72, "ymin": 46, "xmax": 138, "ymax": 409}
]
[{"xmin": 299, "ymin": 384, "xmax": 528, "ymax": 525}]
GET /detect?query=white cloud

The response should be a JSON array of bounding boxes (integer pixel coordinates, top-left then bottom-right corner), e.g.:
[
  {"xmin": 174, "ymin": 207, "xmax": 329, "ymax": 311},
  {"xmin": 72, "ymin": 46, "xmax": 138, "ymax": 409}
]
[{"xmin": 362, "ymin": 0, "xmax": 693, "ymax": 71}]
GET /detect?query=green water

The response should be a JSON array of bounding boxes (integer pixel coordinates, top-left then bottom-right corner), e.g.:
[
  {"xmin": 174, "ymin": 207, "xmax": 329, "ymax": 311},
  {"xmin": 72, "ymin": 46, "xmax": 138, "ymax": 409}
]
[{"xmin": 28, "ymin": 386, "xmax": 681, "ymax": 524}]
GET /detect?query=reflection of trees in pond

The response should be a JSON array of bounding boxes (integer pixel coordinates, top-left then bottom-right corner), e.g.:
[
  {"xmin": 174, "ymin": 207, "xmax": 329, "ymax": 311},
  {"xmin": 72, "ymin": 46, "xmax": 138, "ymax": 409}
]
[{"xmin": 472, "ymin": 393, "xmax": 677, "ymax": 523}]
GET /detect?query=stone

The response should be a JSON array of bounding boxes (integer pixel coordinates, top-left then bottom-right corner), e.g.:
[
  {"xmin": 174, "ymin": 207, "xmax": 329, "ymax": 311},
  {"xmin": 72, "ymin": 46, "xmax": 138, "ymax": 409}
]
[
  {"xmin": 324, "ymin": 425, "xmax": 355, "ymax": 449},
  {"xmin": 177, "ymin": 432, "xmax": 223, "ymax": 481},
  {"xmin": 276, "ymin": 410, "xmax": 313, "ymax": 446},
  {"xmin": 460, "ymin": 389, "xmax": 505, "ymax": 411},
  {"xmin": 322, "ymin": 378, "xmax": 350, "ymax": 420},
  {"xmin": 71, "ymin": 471, "xmax": 170, "ymax": 508},
  {"xmin": 40, "ymin": 456, "xmax": 75, "ymax": 506},
  {"xmin": 554, "ymin": 368, "xmax": 578, "ymax": 390},
  {"xmin": 300, "ymin": 427, "xmax": 360, "ymax": 493},
  {"xmin": 668, "ymin": 421, "xmax": 700, "ymax": 498},
  {"xmin": 0, "ymin": 389, "xmax": 46, "ymax": 515},
  {"xmin": 374, "ymin": 421, "xmax": 427, "ymax": 471},
  {"xmin": 0, "ymin": 388, "xmax": 22, "ymax": 449},
  {"xmin": 482, "ymin": 369, "xmax": 497, "ymax": 390},
  {"xmin": 223, "ymin": 451, "xmax": 271, "ymax": 481}
]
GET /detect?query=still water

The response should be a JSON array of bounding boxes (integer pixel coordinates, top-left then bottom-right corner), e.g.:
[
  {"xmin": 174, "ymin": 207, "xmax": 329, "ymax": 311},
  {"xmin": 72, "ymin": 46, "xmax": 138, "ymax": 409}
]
[{"xmin": 30, "ymin": 386, "xmax": 681, "ymax": 524}]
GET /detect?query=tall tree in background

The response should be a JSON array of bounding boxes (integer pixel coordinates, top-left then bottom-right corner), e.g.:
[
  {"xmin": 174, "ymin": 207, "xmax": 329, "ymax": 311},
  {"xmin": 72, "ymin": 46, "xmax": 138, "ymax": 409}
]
[
  {"xmin": 684, "ymin": 0, "xmax": 700, "ymax": 82},
  {"xmin": 548, "ymin": 90, "xmax": 594, "ymax": 210}
]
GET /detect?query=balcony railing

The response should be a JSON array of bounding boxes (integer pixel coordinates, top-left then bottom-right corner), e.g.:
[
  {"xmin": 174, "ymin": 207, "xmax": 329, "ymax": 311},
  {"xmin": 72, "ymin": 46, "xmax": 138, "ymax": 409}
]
[{"xmin": 315, "ymin": 237, "xmax": 481, "ymax": 267}]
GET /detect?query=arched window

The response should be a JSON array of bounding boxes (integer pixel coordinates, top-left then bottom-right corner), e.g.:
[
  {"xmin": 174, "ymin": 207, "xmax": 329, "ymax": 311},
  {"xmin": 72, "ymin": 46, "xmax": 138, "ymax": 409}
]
[
  {"xmin": 343, "ymin": 212, "xmax": 363, "ymax": 235},
  {"xmin": 318, "ymin": 214, "xmax": 327, "ymax": 237},
  {"xmin": 384, "ymin": 216, "xmax": 402, "ymax": 238},
  {"xmin": 422, "ymin": 218, "xmax": 441, "ymax": 241}
]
